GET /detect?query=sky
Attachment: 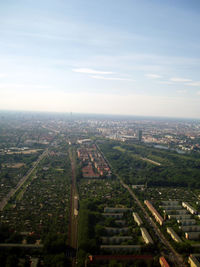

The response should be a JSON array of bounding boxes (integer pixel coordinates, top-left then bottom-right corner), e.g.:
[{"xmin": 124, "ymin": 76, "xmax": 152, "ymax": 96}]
[{"xmin": 0, "ymin": 0, "xmax": 200, "ymax": 118}]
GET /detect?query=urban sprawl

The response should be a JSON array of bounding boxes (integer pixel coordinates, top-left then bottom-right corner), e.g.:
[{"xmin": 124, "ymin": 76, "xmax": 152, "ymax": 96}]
[{"xmin": 1, "ymin": 112, "xmax": 200, "ymax": 266}]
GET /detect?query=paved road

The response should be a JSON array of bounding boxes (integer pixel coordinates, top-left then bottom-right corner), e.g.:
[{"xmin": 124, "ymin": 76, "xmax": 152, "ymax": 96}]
[
  {"xmin": 98, "ymin": 145, "xmax": 186, "ymax": 267},
  {"xmin": 119, "ymin": 178, "xmax": 186, "ymax": 267},
  {"xmin": 0, "ymin": 149, "xmax": 48, "ymax": 211}
]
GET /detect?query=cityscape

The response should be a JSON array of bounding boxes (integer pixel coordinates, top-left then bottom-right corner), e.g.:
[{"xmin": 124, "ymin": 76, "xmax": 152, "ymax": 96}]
[
  {"xmin": 1, "ymin": 0, "xmax": 200, "ymax": 266},
  {"xmin": 0, "ymin": 112, "xmax": 200, "ymax": 266}
]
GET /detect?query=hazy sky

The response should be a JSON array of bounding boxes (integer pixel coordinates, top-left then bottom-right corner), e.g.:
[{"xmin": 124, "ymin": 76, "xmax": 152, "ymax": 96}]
[{"xmin": 1, "ymin": 0, "xmax": 200, "ymax": 118}]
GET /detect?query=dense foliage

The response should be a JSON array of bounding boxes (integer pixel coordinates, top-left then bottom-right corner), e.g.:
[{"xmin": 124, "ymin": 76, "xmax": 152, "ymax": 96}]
[{"xmin": 100, "ymin": 140, "xmax": 200, "ymax": 188}]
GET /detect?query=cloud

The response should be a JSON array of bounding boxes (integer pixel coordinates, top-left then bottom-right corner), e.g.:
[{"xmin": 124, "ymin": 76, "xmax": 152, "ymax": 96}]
[
  {"xmin": 188, "ymin": 81, "xmax": 200, "ymax": 87},
  {"xmin": 72, "ymin": 68, "xmax": 114, "ymax": 75},
  {"xmin": 170, "ymin": 77, "xmax": 192, "ymax": 82},
  {"xmin": 177, "ymin": 89, "xmax": 187, "ymax": 94},
  {"xmin": 145, "ymin": 74, "xmax": 162, "ymax": 79},
  {"xmin": 157, "ymin": 81, "xmax": 174, "ymax": 85},
  {"xmin": 90, "ymin": 75, "xmax": 135, "ymax": 81},
  {"xmin": 197, "ymin": 91, "xmax": 200, "ymax": 95},
  {"xmin": 72, "ymin": 68, "xmax": 134, "ymax": 81}
]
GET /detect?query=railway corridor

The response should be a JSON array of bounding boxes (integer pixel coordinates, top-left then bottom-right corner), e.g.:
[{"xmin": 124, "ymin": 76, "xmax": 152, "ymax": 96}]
[{"xmin": 68, "ymin": 148, "xmax": 79, "ymax": 266}]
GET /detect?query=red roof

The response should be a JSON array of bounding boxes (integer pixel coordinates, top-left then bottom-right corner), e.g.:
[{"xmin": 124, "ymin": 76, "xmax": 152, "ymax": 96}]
[{"xmin": 160, "ymin": 256, "xmax": 170, "ymax": 267}]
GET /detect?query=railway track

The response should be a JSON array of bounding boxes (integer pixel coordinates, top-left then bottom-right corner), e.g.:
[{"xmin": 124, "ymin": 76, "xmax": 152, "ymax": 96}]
[{"xmin": 68, "ymin": 148, "xmax": 78, "ymax": 266}]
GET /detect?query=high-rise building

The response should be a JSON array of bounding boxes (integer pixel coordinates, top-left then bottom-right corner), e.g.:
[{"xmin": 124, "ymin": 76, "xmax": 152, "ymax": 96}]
[{"xmin": 138, "ymin": 130, "xmax": 142, "ymax": 141}]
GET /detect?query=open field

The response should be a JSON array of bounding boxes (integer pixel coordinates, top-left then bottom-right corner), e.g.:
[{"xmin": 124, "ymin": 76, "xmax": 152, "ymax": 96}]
[
  {"xmin": 6, "ymin": 149, "xmax": 43, "ymax": 155},
  {"xmin": 2, "ymin": 163, "xmax": 25, "ymax": 168}
]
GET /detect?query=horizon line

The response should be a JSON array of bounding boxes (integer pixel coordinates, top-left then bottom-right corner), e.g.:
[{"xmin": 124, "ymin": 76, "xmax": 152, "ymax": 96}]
[{"xmin": 0, "ymin": 109, "xmax": 199, "ymax": 121}]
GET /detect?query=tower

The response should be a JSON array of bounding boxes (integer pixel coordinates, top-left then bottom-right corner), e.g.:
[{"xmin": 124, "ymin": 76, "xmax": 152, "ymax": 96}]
[{"xmin": 138, "ymin": 130, "xmax": 142, "ymax": 141}]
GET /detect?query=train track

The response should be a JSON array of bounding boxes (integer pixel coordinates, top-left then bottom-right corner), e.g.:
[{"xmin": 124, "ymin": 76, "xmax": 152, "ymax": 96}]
[{"xmin": 68, "ymin": 148, "xmax": 78, "ymax": 266}]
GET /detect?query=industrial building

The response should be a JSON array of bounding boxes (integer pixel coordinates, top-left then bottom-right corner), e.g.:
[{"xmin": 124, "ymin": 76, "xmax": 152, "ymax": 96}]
[
  {"xmin": 140, "ymin": 227, "xmax": 154, "ymax": 244},
  {"xmin": 144, "ymin": 200, "xmax": 164, "ymax": 226},
  {"xmin": 167, "ymin": 227, "xmax": 182, "ymax": 243}
]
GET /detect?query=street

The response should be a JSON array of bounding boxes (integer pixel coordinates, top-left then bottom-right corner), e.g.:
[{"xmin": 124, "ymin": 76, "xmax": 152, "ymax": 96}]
[{"xmin": 0, "ymin": 149, "xmax": 48, "ymax": 211}]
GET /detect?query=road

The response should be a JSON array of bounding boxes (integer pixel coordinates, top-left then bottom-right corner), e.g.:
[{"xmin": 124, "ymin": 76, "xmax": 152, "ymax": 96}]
[
  {"xmin": 119, "ymin": 178, "xmax": 186, "ymax": 267},
  {"xmin": 68, "ymin": 148, "xmax": 78, "ymax": 266},
  {"xmin": 0, "ymin": 149, "xmax": 48, "ymax": 211},
  {"xmin": 98, "ymin": 145, "xmax": 186, "ymax": 267}
]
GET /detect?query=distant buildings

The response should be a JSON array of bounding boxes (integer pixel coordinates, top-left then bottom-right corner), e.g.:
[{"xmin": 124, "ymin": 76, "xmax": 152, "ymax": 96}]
[
  {"xmin": 77, "ymin": 139, "xmax": 92, "ymax": 144},
  {"xmin": 82, "ymin": 163, "xmax": 100, "ymax": 178},
  {"xmin": 138, "ymin": 130, "xmax": 142, "ymax": 141},
  {"xmin": 77, "ymin": 143, "xmax": 111, "ymax": 178}
]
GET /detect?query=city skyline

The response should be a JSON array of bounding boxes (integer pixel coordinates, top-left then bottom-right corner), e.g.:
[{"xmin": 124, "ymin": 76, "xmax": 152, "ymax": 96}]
[{"xmin": 0, "ymin": 0, "xmax": 200, "ymax": 118}]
